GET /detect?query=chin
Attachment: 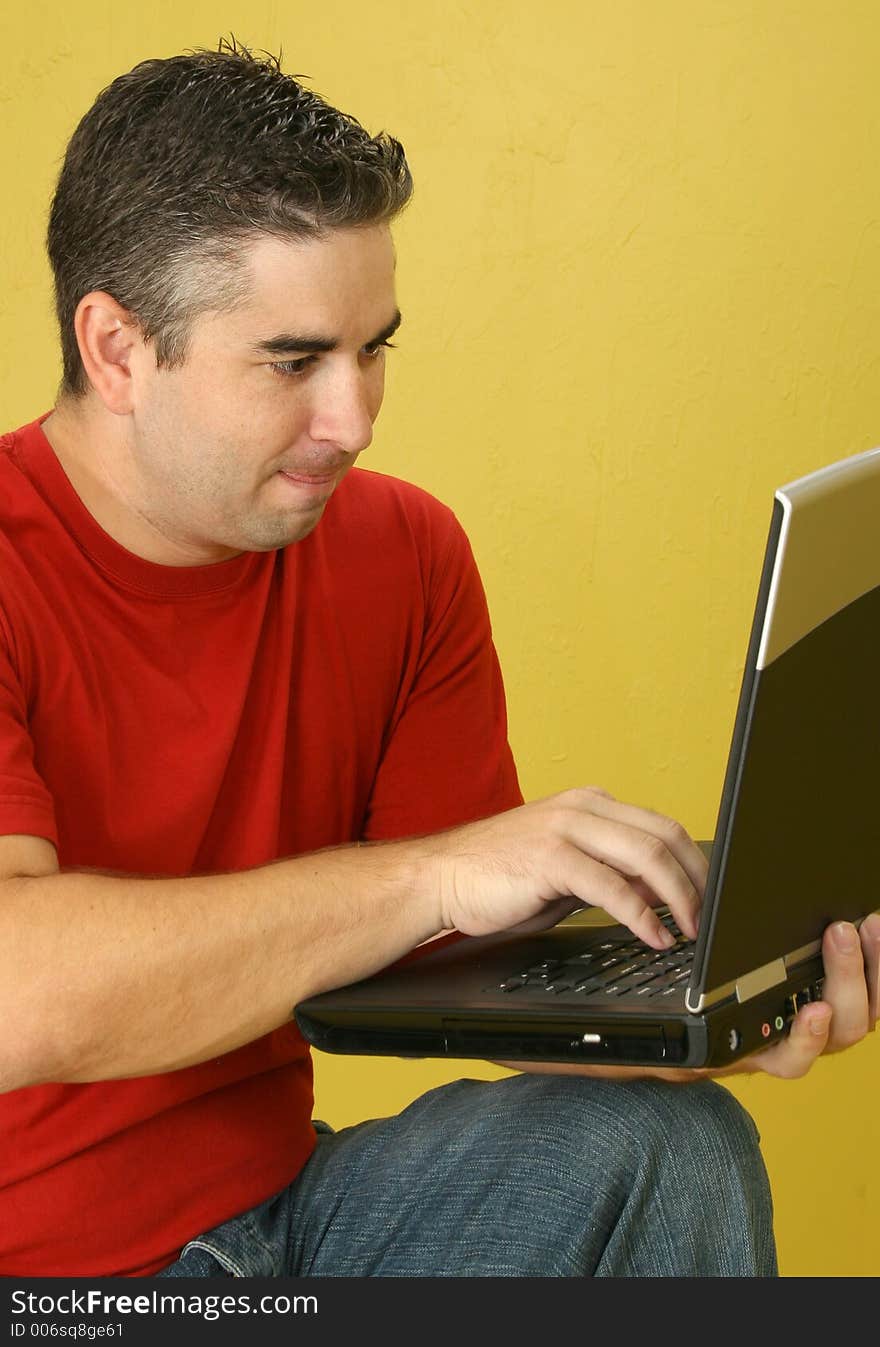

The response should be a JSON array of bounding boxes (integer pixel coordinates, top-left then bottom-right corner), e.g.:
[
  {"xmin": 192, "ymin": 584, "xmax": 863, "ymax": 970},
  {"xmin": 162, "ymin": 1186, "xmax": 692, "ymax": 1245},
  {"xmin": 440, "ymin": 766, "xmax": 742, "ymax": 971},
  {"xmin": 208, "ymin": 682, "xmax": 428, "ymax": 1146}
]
[{"xmin": 244, "ymin": 508, "xmax": 325, "ymax": 552}]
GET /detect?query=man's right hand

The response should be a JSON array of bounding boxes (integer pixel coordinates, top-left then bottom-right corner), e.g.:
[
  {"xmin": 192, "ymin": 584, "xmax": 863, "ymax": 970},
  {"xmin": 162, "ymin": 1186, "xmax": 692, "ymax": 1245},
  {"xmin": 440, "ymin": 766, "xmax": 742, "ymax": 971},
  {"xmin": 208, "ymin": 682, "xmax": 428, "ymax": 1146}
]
[{"xmin": 424, "ymin": 786, "xmax": 707, "ymax": 950}]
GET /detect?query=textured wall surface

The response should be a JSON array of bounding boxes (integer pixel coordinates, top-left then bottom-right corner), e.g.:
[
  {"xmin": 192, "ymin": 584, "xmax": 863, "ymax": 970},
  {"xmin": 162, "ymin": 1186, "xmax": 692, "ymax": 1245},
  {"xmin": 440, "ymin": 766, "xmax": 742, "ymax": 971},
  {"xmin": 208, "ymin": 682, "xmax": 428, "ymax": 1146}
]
[{"xmin": 1, "ymin": 0, "xmax": 878, "ymax": 1275}]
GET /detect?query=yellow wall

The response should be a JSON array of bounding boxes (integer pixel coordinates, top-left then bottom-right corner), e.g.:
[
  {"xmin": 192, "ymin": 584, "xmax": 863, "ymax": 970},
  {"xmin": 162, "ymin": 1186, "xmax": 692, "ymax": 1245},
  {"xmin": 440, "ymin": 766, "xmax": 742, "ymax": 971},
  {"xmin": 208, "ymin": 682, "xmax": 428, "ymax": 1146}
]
[{"xmin": 1, "ymin": 0, "xmax": 877, "ymax": 1276}]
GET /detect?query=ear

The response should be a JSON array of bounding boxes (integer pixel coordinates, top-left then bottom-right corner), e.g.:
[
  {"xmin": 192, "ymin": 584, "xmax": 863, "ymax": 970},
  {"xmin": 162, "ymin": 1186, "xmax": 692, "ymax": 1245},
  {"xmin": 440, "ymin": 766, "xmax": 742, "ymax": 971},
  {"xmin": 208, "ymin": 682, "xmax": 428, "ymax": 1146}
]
[{"xmin": 73, "ymin": 291, "xmax": 143, "ymax": 415}]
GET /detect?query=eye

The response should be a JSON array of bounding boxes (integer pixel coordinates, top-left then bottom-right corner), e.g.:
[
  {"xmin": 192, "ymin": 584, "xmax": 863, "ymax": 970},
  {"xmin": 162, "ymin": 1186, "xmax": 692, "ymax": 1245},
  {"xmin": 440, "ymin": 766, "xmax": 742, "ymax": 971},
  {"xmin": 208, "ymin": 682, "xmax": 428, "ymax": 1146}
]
[
  {"xmin": 269, "ymin": 340, "xmax": 397, "ymax": 379},
  {"xmin": 363, "ymin": 339, "xmax": 397, "ymax": 359},
  {"xmin": 270, "ymin": 355, "xmax": 318, "ymax": 378}
]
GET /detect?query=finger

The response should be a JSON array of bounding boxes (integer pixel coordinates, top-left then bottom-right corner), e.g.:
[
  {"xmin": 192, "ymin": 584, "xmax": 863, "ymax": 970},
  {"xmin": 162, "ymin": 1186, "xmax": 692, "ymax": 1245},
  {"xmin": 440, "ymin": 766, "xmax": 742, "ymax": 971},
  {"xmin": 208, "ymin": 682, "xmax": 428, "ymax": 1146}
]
[
  {"xmin": 820, "ymin": 922, "xmax": 870, "ymax": 1052},
  {"xmin": 560, "ymin": 805, "xmax": 701, "ymax": 940},
  {"xmin": 859, "ymin": 912, "xmax": 880, "ymax": 1027},
  {"xmin": 627, "ymin": 874, "xmax": 703, "ymax": 924},
  {"xmin": 628, "ymin": 876, "xmax": 666, "ymax": 907},
  {"xmin": 554, "ymin": 844, "xmax": 678, "ymax": 950},
  {"xmin": 570, "ymin": 788, "xmax": 709, "ymax": 905},
  {"xmin": 746, "ymin": 1001, "xmax": 831, "ymax": 1079}
]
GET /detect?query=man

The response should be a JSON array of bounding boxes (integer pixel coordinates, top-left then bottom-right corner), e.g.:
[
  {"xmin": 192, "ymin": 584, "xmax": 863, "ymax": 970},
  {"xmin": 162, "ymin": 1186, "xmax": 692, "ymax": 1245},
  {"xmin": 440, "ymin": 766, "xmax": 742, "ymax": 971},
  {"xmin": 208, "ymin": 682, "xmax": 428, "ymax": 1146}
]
[{"xmin": 1, "ymin": 42, "xmax": 876, "ymax": 1279}]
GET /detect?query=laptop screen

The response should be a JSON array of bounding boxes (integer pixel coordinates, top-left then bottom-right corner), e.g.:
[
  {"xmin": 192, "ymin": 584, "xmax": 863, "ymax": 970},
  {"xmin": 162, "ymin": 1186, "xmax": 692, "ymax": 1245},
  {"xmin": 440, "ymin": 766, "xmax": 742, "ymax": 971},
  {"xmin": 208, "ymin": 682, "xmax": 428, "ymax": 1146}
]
[{"xmin": 692, "ymin": 448, "xmax": 880, "ymax": 999}]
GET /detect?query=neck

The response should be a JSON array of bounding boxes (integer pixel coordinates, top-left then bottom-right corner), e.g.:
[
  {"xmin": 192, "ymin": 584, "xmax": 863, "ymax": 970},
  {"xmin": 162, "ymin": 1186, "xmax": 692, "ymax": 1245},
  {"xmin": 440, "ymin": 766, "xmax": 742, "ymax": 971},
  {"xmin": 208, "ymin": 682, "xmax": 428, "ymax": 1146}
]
[
  {"xmin": 41, "ymin": 398, "xmax": 204, "ymax": 567},
  {"xmin": 42, "ymin": 396, "xmax": 127, "ymax": 528}
]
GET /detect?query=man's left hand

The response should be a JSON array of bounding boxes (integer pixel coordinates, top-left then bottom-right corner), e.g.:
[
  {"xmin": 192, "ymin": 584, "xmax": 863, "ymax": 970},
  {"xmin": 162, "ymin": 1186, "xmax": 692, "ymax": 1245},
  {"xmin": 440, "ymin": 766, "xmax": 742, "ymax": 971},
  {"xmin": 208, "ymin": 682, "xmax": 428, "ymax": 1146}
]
[{"xmin": 737, "ymin": 912, "xmax": 880, "ymax": 1079}]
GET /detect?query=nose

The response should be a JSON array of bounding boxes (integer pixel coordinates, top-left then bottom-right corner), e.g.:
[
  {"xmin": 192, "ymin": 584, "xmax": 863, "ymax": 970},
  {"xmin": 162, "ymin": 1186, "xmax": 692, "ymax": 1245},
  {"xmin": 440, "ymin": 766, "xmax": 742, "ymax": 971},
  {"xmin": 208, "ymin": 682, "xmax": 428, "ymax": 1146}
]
[{"xmin": 308, "ymin": 365, "xmax": 376, "ymax": 458}]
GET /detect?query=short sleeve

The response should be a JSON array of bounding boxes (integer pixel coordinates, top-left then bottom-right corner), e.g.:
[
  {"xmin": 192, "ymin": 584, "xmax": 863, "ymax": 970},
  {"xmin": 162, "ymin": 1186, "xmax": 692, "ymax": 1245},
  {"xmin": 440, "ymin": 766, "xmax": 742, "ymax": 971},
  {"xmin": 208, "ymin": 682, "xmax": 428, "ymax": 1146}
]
[
  {"xmin": 362, "ymin": 514, "xmax": 523, "ymax": 841},
  {"xmin": 0, "ymin": 608, "xmax": 59, "ymax": 845}
]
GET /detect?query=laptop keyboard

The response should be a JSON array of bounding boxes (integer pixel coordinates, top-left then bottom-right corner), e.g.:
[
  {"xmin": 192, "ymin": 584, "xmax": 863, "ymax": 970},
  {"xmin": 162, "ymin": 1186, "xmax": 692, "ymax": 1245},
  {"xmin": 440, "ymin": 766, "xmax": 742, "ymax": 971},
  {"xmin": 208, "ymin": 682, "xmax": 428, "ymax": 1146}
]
[{"xmin": 494, "ymin": 911, "xmax": 694, "ymax": 1002}]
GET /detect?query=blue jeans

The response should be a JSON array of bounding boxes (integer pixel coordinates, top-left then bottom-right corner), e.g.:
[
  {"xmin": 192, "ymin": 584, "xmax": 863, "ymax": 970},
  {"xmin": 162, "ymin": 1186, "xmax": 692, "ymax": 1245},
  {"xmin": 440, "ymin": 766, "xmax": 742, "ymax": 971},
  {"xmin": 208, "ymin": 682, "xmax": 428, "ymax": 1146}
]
[{"xmin": 157, "ymin": 1073, "xmax": 777, "ymax": 1277}]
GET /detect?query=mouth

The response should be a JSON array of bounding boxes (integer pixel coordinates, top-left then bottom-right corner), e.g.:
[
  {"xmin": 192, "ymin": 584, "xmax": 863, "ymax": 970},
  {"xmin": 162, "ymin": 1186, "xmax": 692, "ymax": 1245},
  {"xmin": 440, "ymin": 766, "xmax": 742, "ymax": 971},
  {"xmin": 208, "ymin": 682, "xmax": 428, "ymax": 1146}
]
[
  {"xmin": 275, "ymin": 467, "xmax": 342, "ymax": 505},
  {"xmin": 278, "ymin": 469, "xmax": 339, "ymax": 485}
]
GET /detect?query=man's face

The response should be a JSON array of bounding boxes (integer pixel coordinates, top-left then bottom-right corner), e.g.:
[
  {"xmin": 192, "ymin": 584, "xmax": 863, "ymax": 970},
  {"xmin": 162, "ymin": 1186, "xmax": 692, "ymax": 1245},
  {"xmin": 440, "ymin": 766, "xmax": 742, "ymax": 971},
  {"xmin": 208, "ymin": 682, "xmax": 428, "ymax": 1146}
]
[{"xmin": 126, "ymin": 224, "xmax": 399, "ymax": 561}]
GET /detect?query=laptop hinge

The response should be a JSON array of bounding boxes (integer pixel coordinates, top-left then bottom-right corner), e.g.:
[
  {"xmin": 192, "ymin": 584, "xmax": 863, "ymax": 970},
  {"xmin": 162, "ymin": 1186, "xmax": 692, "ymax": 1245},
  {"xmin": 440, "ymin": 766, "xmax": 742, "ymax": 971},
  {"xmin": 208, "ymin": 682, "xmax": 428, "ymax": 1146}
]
[
  {"xmin": 735, "ymin": 958, "xmax": 787, "ymax": 1005},
  {"xmin": 685, "ymin": 979, "xmax": 735, "ymax": 1014},
  {"xmin": 686, "ymin": 958, "xmax": 787, "ymax": 1015},
  {"xmin": 688, "ymin": 913, "xmax": 880, "ymax": 1016}
]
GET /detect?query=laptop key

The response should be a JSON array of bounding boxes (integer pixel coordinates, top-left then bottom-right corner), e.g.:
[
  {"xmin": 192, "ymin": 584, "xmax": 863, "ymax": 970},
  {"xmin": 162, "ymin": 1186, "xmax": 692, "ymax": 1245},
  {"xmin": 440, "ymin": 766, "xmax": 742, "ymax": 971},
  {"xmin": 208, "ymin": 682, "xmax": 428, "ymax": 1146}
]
[
  {"xmin": 630, "ymin": 967, "xmax": 666, "ymax": 987},
  {"xmin": 606, "ymin": 961, "xmax": 644, "ymax": 981},
  {"xmin": 637, "ymin": 969, "xmax": 686, "ymax": 997},
  {"xmin": 646, "ymin": 971, "xmax": 691, "ymax": 995},
  {"xmin": 573, "ymin": 977, "xmax": 605, "ymax": 995}
]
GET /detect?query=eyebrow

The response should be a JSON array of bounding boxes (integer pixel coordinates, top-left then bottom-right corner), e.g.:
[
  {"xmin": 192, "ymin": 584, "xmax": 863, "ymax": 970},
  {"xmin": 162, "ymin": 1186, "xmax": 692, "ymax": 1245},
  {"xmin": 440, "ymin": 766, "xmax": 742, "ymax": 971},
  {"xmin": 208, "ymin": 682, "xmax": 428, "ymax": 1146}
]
[{"xmin": 252, "ymin": 309, "xmax": 403, "ymax": 357}]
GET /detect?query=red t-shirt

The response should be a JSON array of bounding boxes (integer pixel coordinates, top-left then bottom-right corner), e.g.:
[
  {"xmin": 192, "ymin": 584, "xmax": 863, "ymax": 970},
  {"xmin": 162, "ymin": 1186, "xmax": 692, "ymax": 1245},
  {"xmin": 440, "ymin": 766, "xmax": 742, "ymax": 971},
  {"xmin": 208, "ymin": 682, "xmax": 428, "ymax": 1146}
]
[{"xmin": 0, "ymin": 415, "xmax": 523, "ymax": 1277}]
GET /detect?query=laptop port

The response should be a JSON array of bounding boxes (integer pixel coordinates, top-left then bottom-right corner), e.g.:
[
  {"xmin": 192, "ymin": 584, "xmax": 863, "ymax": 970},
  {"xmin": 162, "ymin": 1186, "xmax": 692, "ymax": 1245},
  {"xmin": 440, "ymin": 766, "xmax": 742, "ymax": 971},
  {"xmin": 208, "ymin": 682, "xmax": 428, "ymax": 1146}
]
[{"xmin": 783, "ymin": 987, "xmax": 815, "ymax": 1020}]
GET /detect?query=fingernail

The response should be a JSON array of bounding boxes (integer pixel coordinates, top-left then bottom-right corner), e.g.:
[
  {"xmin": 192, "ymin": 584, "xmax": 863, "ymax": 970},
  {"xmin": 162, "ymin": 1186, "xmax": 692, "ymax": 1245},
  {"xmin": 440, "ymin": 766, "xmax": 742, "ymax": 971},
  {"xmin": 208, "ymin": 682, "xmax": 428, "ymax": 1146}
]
[
  {"xmin": 810, "ymin": 1010, "xmax": 831, "ymax": 1036},
  {"xmin": 864, "ymin": 913, "xmax": 880, "ymax": 942},
  {"xmin": 833, "ymin": 922, "xmax": 858, "ymax": 952},
  {"xmin": 659, "ymin": 927, "xmax": 675, "ymax": 948}
]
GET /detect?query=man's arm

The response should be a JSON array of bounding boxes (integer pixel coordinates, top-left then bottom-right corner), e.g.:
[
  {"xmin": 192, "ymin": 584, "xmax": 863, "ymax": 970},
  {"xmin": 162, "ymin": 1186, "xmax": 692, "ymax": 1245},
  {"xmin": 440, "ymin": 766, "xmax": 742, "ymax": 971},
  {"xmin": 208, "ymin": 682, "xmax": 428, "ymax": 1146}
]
[
  {"xmin": 0, "ymin": 831, "xmax": 438, "ymax": 1090},
  {"xmin": 1, "ymin": 787, "xmax": 708, "ymax": 1092}
]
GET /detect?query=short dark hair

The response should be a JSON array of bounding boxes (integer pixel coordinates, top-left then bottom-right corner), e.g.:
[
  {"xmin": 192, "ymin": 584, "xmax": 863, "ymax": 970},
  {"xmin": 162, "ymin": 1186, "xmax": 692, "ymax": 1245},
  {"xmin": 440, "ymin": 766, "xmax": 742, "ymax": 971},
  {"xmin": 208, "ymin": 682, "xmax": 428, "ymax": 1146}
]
[{"xmin": 47, "ymin": 39, "xmax": 413, "ymax": 397}]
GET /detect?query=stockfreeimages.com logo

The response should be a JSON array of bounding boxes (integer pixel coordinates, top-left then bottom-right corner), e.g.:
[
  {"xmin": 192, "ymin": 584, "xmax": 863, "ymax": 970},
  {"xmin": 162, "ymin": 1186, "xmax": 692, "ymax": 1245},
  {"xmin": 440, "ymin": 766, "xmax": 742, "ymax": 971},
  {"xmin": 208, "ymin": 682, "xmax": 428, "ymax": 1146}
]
[{"xmin": 11, "ymin": 1288, "xmax": 317, "ymax": 1324}]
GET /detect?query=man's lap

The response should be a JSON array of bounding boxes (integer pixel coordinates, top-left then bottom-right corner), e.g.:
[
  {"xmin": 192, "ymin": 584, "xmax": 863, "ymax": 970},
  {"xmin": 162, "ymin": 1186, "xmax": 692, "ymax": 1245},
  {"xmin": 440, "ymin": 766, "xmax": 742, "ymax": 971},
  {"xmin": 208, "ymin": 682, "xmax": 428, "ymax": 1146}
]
[{"xmin": 158, "ymin": 1073, "xmax": 777, "ymax": 1278}]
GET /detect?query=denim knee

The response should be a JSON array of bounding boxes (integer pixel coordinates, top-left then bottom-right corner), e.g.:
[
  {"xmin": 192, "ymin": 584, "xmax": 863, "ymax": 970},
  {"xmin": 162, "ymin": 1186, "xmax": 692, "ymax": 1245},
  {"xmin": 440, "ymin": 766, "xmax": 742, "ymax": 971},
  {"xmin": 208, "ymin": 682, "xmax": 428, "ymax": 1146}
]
[
  {"xmin": 612, "ymin": 1075, "xmax": 767, "ymax": 1192},
  {"xmin": 493, "ymin": 1072, "xmax": 776, "ymax": 1275}
]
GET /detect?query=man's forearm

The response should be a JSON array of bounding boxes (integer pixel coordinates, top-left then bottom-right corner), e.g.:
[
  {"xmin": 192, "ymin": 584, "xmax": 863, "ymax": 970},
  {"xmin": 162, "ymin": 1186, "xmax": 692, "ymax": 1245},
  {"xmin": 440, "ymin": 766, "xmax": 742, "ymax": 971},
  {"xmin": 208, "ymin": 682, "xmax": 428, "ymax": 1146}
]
[{"xmin": 1, "ymin": 839, "xmax": 440, "ymax": 1091}]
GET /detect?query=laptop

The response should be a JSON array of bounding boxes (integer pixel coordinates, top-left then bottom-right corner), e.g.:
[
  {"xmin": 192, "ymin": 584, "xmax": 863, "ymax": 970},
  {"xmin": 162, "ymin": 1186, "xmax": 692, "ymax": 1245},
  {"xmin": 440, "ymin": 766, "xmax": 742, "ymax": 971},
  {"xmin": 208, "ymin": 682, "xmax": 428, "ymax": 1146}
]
[{"xmin": 295, "ymin": 446, "xmax": 880, "ymax": 1068}]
